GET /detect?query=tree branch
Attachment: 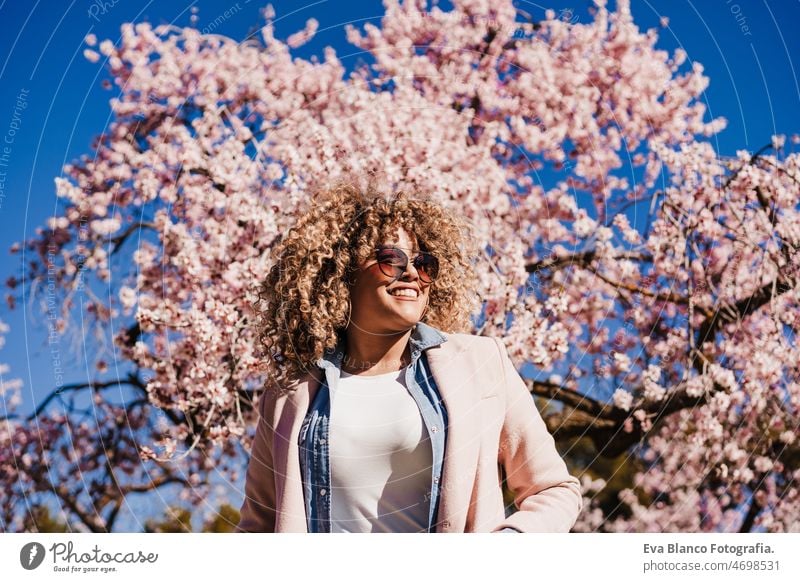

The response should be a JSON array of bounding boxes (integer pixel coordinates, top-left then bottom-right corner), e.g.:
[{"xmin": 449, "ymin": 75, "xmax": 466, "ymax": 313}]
[
  {"xmin": 691, "ymin": 275, "xmax": 795, "ymax": 370},
  {"xmin": 120, "ymin": 474, "xmax": 190, "ymax": 495},
  {"xmin": 526, "ymin": 249, "xmax": 653, "ymax": 275},
  {"xmin": 29, "ymin": 373, "xmax": 145, "ymax": 421},
  {"xmin": 739, "ymin": 477, "xmax": 766, "ymax": 533},
  {"xmin": 50, "ymin": 483, "xmax": 106, "ymax": 533},
  {"xmin": 106, "ymin": 221, "xmax": 156, "ymax": 255}
]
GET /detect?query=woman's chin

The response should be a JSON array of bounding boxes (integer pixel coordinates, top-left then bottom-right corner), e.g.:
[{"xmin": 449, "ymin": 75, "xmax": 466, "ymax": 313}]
[
  {"xmin": 390, "ymin": 302, "xmax": 423, "ymax": 318},
  {"xmin": 383, "ymin": 305, "xmax": 423, "ymax": 326}
]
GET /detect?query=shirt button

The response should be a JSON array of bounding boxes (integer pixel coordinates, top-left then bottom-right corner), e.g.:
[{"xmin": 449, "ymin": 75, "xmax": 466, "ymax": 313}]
[
  {"xmin": 320, "ymin": 488, "xmax": 327, "ymax": 496},
  {"xmin": 431, "ymin": 426, "xmax": 439, "ymax": 433},
  {"xmin": 433, "ymin": 477, "xmax": 439, "ymax": 483},
  {"xmin": 319, "ymin": 438, "xmax": 326, "ymax": 445}
]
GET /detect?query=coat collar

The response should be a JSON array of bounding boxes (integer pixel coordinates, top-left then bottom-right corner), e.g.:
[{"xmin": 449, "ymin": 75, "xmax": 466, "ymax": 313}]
[
  {"xmin": 314, "ymin": 321, "xmax": 449, "ymax": 372},
  {"xmin": 276, "ymin": 322, "xmax": 480, "ymax": 532}
]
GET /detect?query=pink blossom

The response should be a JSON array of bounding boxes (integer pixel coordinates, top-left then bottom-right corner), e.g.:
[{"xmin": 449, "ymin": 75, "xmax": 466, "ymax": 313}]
[{"xmin": 1, "ymin": 0, "xmax": 795, "ymax": 533}]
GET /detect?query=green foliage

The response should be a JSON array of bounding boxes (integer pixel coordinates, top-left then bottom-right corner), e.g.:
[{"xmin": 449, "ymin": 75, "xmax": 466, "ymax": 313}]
[
  {"xmin": 142, "ymin": 503, "xmax": 240, "ymax": 532},
  {"xmin": 202, "ymin": 504, "xmax": 240, "ymax": 532},
  {"xmin": 23, "ymin": 505, "xmax": 70, "ymax": 533},
  {"xmin": 143, "ymin": 506, "xmax": 193, "ymax": 533},
  {"xmin": 562, "ymin": 433, "xmax": 648, "ymax": 522}
]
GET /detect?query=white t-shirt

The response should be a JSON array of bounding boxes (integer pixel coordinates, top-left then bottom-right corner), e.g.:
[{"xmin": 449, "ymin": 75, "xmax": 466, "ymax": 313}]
[{"xmin": 329, "ymin": 365, "xmax": 433, "ymax": 533}]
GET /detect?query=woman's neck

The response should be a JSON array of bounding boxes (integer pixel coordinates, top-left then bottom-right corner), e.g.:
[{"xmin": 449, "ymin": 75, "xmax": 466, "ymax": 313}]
[{"xmin": 341, "ymin": 327, "xmax": 413, "ymax": 376}]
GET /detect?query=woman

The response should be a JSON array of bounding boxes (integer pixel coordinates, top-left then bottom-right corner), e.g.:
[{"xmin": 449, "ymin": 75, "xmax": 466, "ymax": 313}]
[{"xmin": 237, "ymin": 180, "xmax": 582, "ymax": 533}]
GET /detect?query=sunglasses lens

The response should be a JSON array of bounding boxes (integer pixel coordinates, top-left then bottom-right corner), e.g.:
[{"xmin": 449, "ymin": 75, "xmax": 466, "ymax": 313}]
[
  {"xmin": 376, "ymin": 248, "xmax": 439, "ymax": 282},
  {"xmin": 414, "ymin": 254, "xmax": 439, "ymax": 282},
  {"xmin": 376, "ymin": 248, "xmax": 406, "ymax": 279}
]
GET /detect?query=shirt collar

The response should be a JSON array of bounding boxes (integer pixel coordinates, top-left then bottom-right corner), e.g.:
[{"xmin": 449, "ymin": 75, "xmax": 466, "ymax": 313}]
[{"xmin": 315, "ymin": 321, "xmax": 448, "ymax": 371}]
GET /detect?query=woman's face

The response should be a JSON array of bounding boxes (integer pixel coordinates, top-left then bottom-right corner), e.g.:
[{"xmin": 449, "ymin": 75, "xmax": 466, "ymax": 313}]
[{"xmin": 347, "ymin": 226, "xmax": 431, "ymax": 335}]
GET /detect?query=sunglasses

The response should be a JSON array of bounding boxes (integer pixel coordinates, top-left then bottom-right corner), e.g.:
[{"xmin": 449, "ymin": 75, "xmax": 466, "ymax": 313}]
[{"xmin": 375, "ymin": 246, "xmax": 439, "ymax": 284}]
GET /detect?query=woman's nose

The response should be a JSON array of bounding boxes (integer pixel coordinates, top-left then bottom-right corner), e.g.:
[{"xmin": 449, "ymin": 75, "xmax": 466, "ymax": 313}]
[{"xmin": 399, "ymin": 261, "xmax": 420, "ymax": 281}]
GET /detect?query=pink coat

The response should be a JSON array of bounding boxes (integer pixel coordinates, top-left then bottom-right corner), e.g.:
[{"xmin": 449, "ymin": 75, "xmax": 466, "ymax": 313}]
[{"xmin": 236, "ymin": 332, "xmax": 583, "ymax": 532}]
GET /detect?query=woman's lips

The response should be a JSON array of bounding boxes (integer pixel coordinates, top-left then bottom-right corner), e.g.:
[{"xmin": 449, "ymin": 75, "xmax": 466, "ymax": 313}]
[{"xmin": 386, "ymin": 289, "xmax": 419, "ymax": 301}]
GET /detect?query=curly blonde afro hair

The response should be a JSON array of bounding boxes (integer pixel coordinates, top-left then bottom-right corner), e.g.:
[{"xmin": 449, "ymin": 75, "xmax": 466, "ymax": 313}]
[{"xmin": 253, "ymin": 177, "xmax": 482, "ymax": 393}]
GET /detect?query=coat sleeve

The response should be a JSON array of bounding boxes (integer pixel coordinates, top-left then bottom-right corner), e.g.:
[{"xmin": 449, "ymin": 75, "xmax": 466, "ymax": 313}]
[
  {"xmin": 488, "ymin": 337, "xmax": 583, "ymax": 533},
  {"xmin": 235, "ymin": 388, "xmax": 277, "ymax": 533}
]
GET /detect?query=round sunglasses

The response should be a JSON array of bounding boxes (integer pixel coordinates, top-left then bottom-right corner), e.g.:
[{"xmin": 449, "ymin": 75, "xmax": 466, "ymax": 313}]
[{"xmin": 375, "ymin": 246, "xmax": 439, "ymax": 284}]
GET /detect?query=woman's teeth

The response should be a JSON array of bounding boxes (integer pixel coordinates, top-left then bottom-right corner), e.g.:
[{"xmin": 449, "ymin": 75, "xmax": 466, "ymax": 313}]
[{"xmin": 389, "ymin": 289, "xmax": 417, "ymax": 298}]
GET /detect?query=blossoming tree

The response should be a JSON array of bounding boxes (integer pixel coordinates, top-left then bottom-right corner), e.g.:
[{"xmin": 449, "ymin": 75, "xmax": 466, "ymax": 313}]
[{"xmin": 3, "ymin": 0, "xmax": 798, "ymax": 532}]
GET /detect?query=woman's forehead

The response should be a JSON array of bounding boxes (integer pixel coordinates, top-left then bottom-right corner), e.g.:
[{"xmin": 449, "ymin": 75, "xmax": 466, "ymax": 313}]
[
  {"xmin": 378, "ymin": 244, "xmax": 420, "ymax": 253},
  {"xmin": 379, "ymin": 225, "xmax": 420, "ymax": 249}
]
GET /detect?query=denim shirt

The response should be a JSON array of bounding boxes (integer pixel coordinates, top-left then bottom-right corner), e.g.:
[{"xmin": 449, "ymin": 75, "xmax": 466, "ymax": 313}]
[{"xmin": 298, "ymin": 322, "xmax": 450, "ymax": 533}]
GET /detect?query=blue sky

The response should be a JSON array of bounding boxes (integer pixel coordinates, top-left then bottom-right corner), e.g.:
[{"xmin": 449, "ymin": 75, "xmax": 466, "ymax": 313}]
[
  {"xmin": 0, "ymin": 0, "xmax": 798, "ymax": 528},
  {"xmin": 1, "ymin": 0, "xmax": 797, "ymax": 411}
]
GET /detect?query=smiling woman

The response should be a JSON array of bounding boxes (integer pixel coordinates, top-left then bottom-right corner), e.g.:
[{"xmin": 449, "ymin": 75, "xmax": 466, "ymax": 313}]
[
  {"xmin": 342, "ymin": 230, "xmax": 440, "ymax": 377},
  {"xmin": 238, "ymin": 176, "xmax": 582, "ymax": 533},
  {"xmin": 252, "ymin": 176, "xmax": 481, "ymax": 390}
]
